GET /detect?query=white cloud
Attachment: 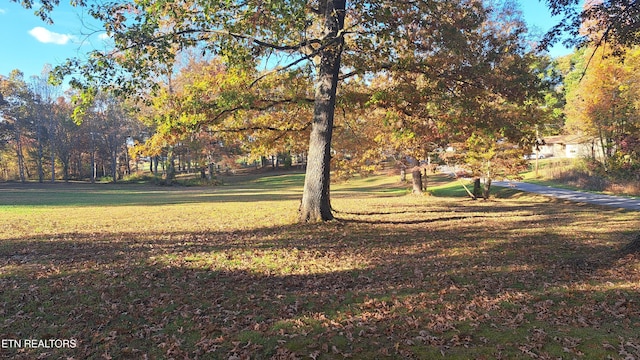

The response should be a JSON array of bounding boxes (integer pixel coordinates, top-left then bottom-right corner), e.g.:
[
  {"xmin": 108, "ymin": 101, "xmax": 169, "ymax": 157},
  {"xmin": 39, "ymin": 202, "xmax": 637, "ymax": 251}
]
[
  {"xmin": 98, "ymin": 33, "xmax": 111, "ymax": 40},
  {"xmin": 0, "ymin": 8, "xmax": 7, "ymax": 14},
  {"xmin": 28, "ymin": 27, "xmax": 75, "ymax": 45}
]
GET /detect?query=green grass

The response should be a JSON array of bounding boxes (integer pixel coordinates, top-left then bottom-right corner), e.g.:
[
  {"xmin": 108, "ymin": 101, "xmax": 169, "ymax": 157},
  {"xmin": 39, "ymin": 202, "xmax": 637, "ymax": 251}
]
[
  {"xmin": 1, "ymin": 172, "xmax": 639, "ymax": 359},
  {"xmin": 427, "ymin": 175, "xmax": 534, "ymax": 200},
  {"xmin": 428, "ymin": 176, "xmax": 473, "ymax": 197}
]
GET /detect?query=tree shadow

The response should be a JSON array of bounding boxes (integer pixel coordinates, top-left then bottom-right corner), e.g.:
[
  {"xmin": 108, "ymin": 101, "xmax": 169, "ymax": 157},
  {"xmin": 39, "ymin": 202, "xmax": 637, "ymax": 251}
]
[
  {"xmin": 336, "ymin": 214, "xmax": 492, "ymax": 225},
  {"xmin": 0, "ymin": 181, "xmax": 302, "ymax": 207}
]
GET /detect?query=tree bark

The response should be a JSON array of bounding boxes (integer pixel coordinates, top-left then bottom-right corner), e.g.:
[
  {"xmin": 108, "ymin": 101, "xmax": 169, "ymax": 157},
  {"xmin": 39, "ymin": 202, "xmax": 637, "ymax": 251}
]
[
  {"xmin": 422, "ymin": 168, "xmax": 428, "ymax": 192},
  {"xmin": 473, "ymin": 178, "xmax": 482, "ymax": 198},
  {"xmin": 165, "ymin": 147, "xmax": 176, "ymax": 185},
  {"xmin": 411, "ymin": 167, "xmax": 423, "ymax": 194},
  {"xmin": 36, "ymin": 120, "xmax": 44, "ymax": 183},
  {"xmin": 208, "ymin": 163, "xmax": 214, "ymax": 180},
  {"xmin": 483, "ymin": 178, "xmax": 492, "ymax": 199},
  {"xmin": 299, "ymin": 0, "xmax": 345, "ymax": 222},
  {"xmin": 153, "ymin": 156, "xmax": 159, "ymax": 175},
  {"xmin": 49, "ymin": 116, "xmax": 56, "ymax": 182},
  {"xmin": 15, "ymin": 130, "xmax": 26, "ymax": 183},
  {"xmin": 110, "ymin": 148, "xmax": 118, "ymax": 183}
]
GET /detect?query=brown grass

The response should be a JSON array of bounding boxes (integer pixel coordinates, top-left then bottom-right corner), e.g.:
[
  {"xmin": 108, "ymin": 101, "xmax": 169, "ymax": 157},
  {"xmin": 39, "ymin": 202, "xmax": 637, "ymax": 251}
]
[
  {"xmin": 1, "ymin": 174, "xmax": 639, "ymax": 359},
  {"xmin": 532, "ymin": 159, "xmax": 640, "ymax": 196}
]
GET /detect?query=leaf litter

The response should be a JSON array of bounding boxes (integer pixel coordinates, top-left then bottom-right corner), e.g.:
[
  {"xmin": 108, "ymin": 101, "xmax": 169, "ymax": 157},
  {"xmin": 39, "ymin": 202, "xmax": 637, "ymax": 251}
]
[{"xmin": 1, "ymin": 186, "xmax": 639, "ymax": 359}]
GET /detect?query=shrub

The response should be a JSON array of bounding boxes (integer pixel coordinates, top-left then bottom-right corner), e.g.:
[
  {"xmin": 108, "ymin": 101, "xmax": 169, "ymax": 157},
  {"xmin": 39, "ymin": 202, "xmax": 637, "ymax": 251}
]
[{"xmin": 541, "ymin": 158, "xmax": 640, "ymax": 196}]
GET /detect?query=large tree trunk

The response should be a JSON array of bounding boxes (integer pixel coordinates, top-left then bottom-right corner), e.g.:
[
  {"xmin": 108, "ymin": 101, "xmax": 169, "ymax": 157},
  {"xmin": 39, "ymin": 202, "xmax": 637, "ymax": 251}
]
[
  {"xmin": 411, "ymin": 167, "xmax": 423, "ymax": 194},
  {"xmin": 165, "ymin": 147, "xmax": 176, "ymax": 185},
  {"xmin": 473, "ymin": 178, "xmax": 482, "ymax": 198},
  {"xmin": 483, "ymin": 178, "xmax": 492, "ymax": 199},
  {"xmin": 299, "ymin": 0, "xmax": 345, "ymax": 222}
]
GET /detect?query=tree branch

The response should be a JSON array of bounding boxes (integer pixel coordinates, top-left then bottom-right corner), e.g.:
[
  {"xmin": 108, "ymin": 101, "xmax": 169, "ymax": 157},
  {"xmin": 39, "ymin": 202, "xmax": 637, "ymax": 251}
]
[
  {"xmin": 119, "ymin": 27, "xmax": 323, "ymax": 54},
  {"xmin": 212, "ymin": 121, "xmax": 311, "ymax": 133},
  {"xmin": 249, "ymin": 34, "xmax": 345, "ymax": 88},
  {"xmin": 202, "ymin": 97, "xmax": 314, "ymax": 128}
]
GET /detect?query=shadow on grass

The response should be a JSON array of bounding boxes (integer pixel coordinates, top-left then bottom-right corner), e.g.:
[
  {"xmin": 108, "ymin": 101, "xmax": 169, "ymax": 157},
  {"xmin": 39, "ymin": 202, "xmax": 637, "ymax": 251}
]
[
  {"xmin": 337, "ymin": 214, "xmax": 494, "ymax": 225},
  {"xmin": 0, "ymin": 181, "xmax": 303, "ymax": 207},
  {"xmin": 1, "ymin": 196, "xmax": 639, "ymax": 359}
]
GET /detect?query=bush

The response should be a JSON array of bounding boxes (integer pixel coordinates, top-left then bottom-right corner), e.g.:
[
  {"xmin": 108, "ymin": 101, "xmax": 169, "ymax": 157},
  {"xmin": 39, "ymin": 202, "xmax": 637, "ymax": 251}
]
[
  {"xmin": 175, "ymin": 177, "xmax": 222, "ymax": 187},
  {"xmin": 97, "ymin": 176, "xmax": 114, "ymax": 183},
  {"xmin": 541, "ymin": 158, "xmax": 640, "ymax": 196},
  {"xmin": 121, "ymin": 173, "xmax": 161, "ymax": 184}
]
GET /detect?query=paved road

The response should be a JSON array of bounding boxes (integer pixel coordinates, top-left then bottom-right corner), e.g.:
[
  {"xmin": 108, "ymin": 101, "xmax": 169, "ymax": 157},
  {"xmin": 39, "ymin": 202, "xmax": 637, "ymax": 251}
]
[{"xmin": 493, "ymin": 181, "xmax": 640, "ymax": 211}]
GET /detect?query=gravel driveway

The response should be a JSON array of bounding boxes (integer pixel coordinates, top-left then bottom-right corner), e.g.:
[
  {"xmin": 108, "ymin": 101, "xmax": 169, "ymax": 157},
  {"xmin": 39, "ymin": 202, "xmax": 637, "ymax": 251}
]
[{"xmin": 493, "ymin": 181, "xmax": 640, "ymax": 211}]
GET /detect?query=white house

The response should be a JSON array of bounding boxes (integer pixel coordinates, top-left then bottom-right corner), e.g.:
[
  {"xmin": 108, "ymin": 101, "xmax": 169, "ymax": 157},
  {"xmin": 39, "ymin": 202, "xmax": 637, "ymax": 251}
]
[{"xmin": 538, "ymin": 134, "xmax": 605, "ymax": 159}]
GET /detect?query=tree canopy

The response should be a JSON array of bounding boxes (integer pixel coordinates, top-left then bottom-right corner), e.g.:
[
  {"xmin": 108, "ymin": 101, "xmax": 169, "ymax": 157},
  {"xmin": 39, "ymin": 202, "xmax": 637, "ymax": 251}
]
[
  {"xmin": 11, "ymin": 0, "xmax": 586, "ymax": 220},
  {"xmin": 543, "ymin": 0, "xmax": 640, "ymax": 51}
]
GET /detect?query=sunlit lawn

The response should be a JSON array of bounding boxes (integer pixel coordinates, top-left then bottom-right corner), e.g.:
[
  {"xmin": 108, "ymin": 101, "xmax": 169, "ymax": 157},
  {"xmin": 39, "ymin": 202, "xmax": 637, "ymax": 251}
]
[{"xmin": 1, "ymin": 172, "xmax": 639, "ymax": 359}]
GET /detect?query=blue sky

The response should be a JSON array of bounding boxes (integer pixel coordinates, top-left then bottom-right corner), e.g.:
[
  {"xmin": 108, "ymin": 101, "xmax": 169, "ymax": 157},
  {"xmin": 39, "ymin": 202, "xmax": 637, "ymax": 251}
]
[
  {"xmin": 0, "ymin": 1, "xmax": 575, "ymax": 81},
  {"xmin": 0, "ymin": 1, "xmax": 111, "ymax": 80}
]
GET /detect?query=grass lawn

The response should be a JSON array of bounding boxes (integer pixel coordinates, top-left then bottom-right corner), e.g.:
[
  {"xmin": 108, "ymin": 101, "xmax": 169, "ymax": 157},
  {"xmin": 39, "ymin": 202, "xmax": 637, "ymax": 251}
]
[{"xmin": 1, "ymin": 173, "xmax": 639, "ymax": 359}]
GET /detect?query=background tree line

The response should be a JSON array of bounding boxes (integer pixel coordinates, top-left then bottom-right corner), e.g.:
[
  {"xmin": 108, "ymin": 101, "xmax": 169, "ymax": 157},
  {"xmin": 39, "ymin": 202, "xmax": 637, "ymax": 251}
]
[
  {"xmin": 0, "ymin": 65, "xmax": 253, "ymax": 183},
  {"xmin": 0, "ymin": 68, "xmax": 141, "ymax": 183}
]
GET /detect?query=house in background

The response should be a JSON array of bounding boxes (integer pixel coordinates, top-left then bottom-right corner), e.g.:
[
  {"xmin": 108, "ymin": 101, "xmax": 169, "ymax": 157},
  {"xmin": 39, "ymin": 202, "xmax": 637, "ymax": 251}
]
[{"xmin": 538, "ymin": 134, "xmax": 604, "ymax": 159}]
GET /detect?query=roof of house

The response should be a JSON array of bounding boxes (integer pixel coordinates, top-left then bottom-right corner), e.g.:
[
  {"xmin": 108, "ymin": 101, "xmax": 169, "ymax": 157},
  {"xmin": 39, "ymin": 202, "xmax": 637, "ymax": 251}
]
[{"xmin": 543, "ymin": 134, "xmax": 596, "ymax": 145}]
